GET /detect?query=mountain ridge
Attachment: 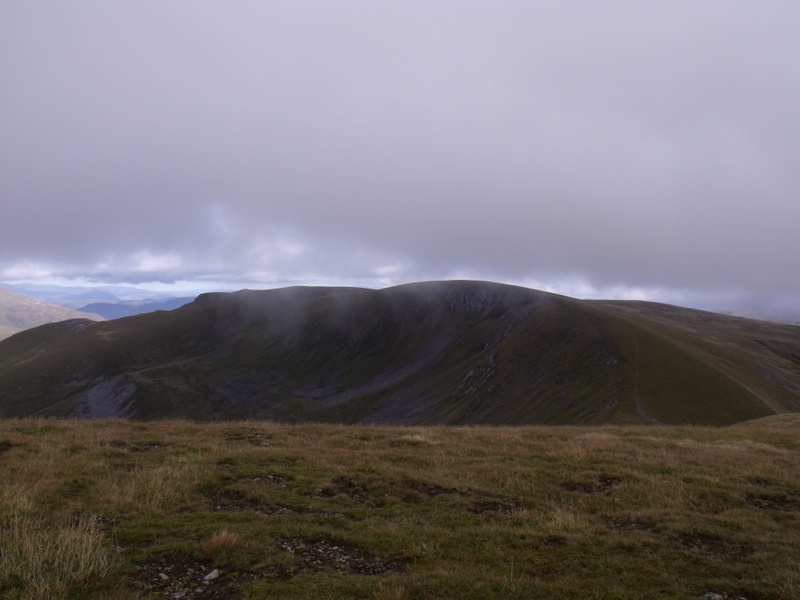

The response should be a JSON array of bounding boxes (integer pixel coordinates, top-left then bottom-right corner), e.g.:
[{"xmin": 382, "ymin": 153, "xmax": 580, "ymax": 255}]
[{"xmin": 1, "ymin": 280, "xmax": 798, "ymax": 425}]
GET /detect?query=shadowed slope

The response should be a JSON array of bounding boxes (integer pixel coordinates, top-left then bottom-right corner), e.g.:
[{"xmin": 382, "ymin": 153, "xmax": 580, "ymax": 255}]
[{"xmin": 0, "ymin": 281, "xmax": 798, "ymax": 424}]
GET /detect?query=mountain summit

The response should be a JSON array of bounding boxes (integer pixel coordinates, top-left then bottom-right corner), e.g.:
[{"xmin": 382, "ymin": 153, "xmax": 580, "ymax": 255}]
[{"xmin": 1, "ymin": 281, "xmax": 798, "ymax": 425}]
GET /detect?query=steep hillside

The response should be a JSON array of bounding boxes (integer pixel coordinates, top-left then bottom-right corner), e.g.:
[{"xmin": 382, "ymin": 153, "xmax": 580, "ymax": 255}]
[
  {"xmin": 0, "ymin": 285, "xmax": 104, "ymax": 341},
  {"xmin": 0, "ymin": 281, "xmax": 798, "ymax": 424}
]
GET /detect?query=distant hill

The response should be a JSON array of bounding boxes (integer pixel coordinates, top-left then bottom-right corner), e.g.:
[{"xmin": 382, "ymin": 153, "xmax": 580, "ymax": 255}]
[
  {"xmin": 1, "ymin": 283, "xmax": 124, "ymax": 307},
  {"xmin": 78, "ymin": 297, "xmax": 195, "ymax": 319},
  {"xmin": 1, "ymin": 282, "xmax": 195, "ymax": 319},
  {"xmin": 0, "ymin": 282, "xmax": 197, "ymax": 308},
  {"xmin": 0, "ymin": 281, "xmax": 798, "ymax": 424},
  {"xmin": 0, "ymin": 286, "xmax": 105, "ymax": 341}
]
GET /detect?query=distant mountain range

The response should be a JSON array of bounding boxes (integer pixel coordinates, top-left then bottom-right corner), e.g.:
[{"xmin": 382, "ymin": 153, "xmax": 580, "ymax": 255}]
[
  {"xmin": 76, "ymin": 297, "xmax": 195, "ymax": 319},
  {"xmin": 0, "ymin": 286, "xmax": 105, "ymax": 341},
  {"xmin": 1, "ymin": 282, "xmax": 179, "ymax": 305},
  {"xmin": 0, "ymin": 282, "xmax": 196, "ymax": 320},
  {"xmin": 1, "ymin": 281, "xmax": 798, "ymax": 425}
]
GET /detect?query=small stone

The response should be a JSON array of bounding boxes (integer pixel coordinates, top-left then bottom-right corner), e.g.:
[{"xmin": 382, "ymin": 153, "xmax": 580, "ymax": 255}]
[
  {"xmin": 204, "ymin": 568, "xmax": 219, "ymax": 581},
  {"xmin": 158, "ymin": 572, "xmax": 169, "ymax": 581}
]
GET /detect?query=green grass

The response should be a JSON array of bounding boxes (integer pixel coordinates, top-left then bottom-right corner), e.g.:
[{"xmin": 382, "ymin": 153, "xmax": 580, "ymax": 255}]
[{"xmin": 1, "ymin": 416, "xmax": 799, "ymax": 599}]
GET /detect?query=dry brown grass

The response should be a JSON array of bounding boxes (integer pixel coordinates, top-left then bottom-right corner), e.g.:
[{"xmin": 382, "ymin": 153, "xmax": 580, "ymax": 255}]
[
  {"xmin": 0, "ymin": 514, "xmax": 117, "ymax": 600},
  {"xmin": 201, "ymin": 529, "xmax": 240, "ymax": 558},
  {"xmin": 99, "ymin": 461, "xmax": 203, "ymax": 513},
  {"xmin": 0, "ymin": 416, "xmax": 798, "ymax": 599}
]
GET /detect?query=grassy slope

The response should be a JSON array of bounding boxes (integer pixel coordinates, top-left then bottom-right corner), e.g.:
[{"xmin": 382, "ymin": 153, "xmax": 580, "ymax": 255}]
[
  {"xmin": 1, "ymin": 282, "xmax": 799, "ymax": 425},
  {"xmin": 1, "ymin": 417, "xmax": 799, "ymax": 599},
  {"xmin": 590, "ymin": 301, "xmax": 800, "ymax": 424}
]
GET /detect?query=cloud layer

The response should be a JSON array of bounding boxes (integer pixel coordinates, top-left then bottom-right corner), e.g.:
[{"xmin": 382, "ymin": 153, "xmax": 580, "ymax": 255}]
[{"xmin": 2, "ymin": 1, "xmax": 799, "ymax": 308}]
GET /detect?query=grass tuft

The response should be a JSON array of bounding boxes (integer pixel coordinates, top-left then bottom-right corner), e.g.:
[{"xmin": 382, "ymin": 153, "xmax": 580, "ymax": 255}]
[
  {"xmin": 201, "ymin": 529, "xmax": 240, "ymax": 558},
  {"xmin": 0, "ymin": 514, "xmax": 117, "ymax": 600}
]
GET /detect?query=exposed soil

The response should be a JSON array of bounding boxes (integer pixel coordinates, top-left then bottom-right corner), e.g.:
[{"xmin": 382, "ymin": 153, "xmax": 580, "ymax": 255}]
[
  {"xmin": 207, "ymin": 489, "xmax": 292, "ymax": 515},
  {"xmin": 316, "ymin": 476, "xmax": 370, "ymax": 503},
  {"xmin": 700, "ymin": 593, "xmax": 753, "ymax": 600},
  {"xmin": 407, "ymin": 481, "xmax": 463, "ymax": 497},
  {"xmin": 401, "ymin": 480, "xmax": 516, "ymax": 513},
  {"xmin": 676, "ymin": 532, "xmax": 753, "ymax": 559},
  {"xmin": 468, "ymin": 497, "xmax": 524, "ymax": 514},
  {"xmin": 276, "ymin": 536, "xmax": 405, "ymax": 575},
  {"xmin": 224, "ymin": 428, "xmax": 275, "ymax": 447},
  {"xmin": 133, "ymin": 551, "xmax": 256, "ymax": 599},
  {"xmin": 90, "ymin": 514, "xmax": 121, "ymax": 531},
  {"xmin": 251, "ymin": 472, "xmax": 288, "ymax": 488}
]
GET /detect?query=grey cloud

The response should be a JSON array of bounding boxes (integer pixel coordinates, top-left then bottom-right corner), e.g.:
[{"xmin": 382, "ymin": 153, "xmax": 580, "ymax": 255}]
[{"xmin": 1, "ymin": 1, "xmax": 799, "ymax": 308}]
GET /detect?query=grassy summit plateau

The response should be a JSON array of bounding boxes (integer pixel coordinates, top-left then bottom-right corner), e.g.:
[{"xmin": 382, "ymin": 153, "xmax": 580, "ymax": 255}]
[{"xmin": 1, "ymin": 417, "xmax": 799, "ymax": 599}]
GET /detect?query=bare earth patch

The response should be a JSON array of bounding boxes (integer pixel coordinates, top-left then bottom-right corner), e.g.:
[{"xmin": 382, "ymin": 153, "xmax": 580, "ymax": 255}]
[
  {"xmin": 316, "ymin": 476, "xmax": 370, "ymax": 504},
  {"xmin": 276, "ymin": 536, "xmax": 405, "ymax": 575},
  {"xmin": 252, "ymin": 472, "xmax": 288, "ymax": 488},
  {"xmin": 675, "ymin": 532, "xmax": 753, "ymax": 559},
  {"xmin": 407, "ymin": 481, "xmax": 463, "ymax": 497},
  {"xmin": 207, "ymin": 490, "xmax": 292, "ymax": 515},
  {"xmin": 133, "ymin": 552, "xmax": 256, "ymax": 599},
  {"xmin": 468, "ymin": 497, "xmax": 524, "ymax": 514},
  {"xmin": 224, "ymin": 429, "xmax": 275, "ymax": 447}
]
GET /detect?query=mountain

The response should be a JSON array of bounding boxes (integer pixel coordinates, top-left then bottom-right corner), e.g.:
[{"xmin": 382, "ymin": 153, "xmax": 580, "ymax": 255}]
[
  {"xmin": 77, "ymin": 297, "xmax": 195, "ymax": 319},
  {"xmin": 1, "ymin": 282, "xmax": 195, "ymax": 319},
  {"xmin": 0, "ymin": 282, "xmax": 196, "ymax": 308},
  {"xmin": 0, "ymin": 280, "xmax": 799, "ymax": 424},
  {"xmin": 0, "ymin": 286, "xmax": 105, "ymax": 341},
  {"xmin": 0, "ymin": 283, "xmax": 123, "ymax": 307}
]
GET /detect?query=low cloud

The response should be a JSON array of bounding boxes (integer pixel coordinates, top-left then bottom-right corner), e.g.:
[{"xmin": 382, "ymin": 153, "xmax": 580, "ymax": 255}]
[{"xmin": 2, "ymin": 1, "xmax": 799, "ymax": 314}]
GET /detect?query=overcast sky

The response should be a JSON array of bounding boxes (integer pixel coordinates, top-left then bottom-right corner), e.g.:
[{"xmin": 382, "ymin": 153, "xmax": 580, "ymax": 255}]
[{"xmin": 1, "ymin": 1, "xmax": 799, "ymax": 314}]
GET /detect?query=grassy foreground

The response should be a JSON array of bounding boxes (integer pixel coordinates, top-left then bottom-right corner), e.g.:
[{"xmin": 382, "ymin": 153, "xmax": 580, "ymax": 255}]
[{"xmin": 1, "ymin": 417, "xmax": 799, "ymax": 599}]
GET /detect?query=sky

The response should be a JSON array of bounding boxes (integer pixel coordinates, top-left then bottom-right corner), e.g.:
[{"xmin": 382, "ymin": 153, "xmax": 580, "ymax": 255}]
[{"xmin": 1, "ymin": 1, "xmax": 799, "ymax": 316}]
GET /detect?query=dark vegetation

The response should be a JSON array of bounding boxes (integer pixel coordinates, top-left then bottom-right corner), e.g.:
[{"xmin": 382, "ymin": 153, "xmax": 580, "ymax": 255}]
[{"xmin": 1, "ymin": 281, "xmax": 799, "ymax": 424}]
